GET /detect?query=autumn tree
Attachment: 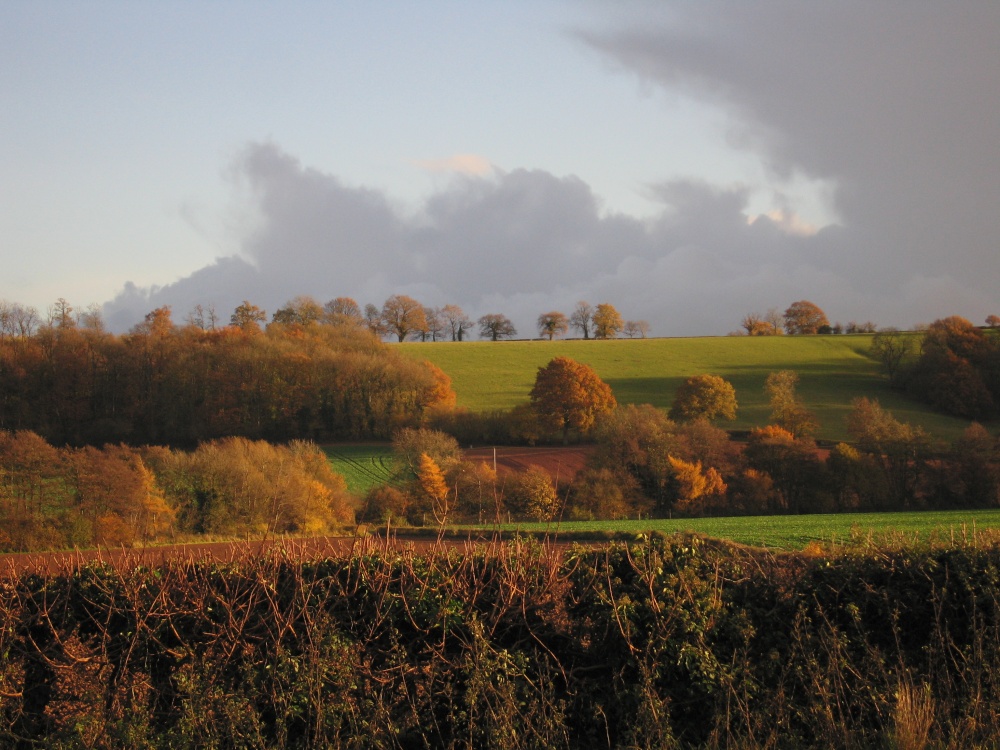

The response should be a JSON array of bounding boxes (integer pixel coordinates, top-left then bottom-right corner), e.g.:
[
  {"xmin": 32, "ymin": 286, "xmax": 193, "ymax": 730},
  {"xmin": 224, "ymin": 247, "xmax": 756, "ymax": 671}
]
[
  {"xmin": 987, "ymin": 315, "xmax": 1000, "ymax": 329},
  {"xmin": 870, "ymin": 327, "xmax": 914, "ymax": 383},
  {"xmin": 416, "ymin": 452, "xmax": 451, "ymax": 524},
  {"xmin": 392, "ymin": 427, "xmax": 462, "ymax": 473},
  {"xmin": 504, "ymin": 465, "xmax": 559, "ymax": 521},
  {"xmin": 530, "ymin": 356, "xmax": 616, "ymax": 443},
  {"xmin": 592, "ymin": 303, "xmax": 624, "ymax": 339},
  {"xmin": 846, "ymin": 397, "xmax": 930, "ymax": 508},
  {"xmin": 440, "ymin": 304, "xmax": 473, "ymax": 342},
  {"xmin": 744, "ymin": 425, "xmax": 826, "ymax": 513},
  {"xmin": 668, "ymin": 374, "xmax": 738, "ymax": 423},
  {"xmin": 741, "ymin": 310, "xmax": 784, "ymax": 336},
  {"xmin": 271, "ymin": 295, "xmax": 323, "ymax": 327},
  {"xmin": 765, "ymin": 370, "xmax": 817, "ymax": 437},
  {"xmin": 783, "ymin": 300, "xmax": 829, "ymax": 334},
  {"xmin": 667, "ymin": 456, "xmax": 727, "ymax": 516},
  {"xmin": 906, "ymin": 315, "xmax": 999, "ymax": 418},
  {"xmin": 569, "ymin": 301, "xmax": 594, "ymax": 339},
  {"xmin": 477, "ymin": 313, "xmax": 517, "ymax": 341},
  {"xmin": 322, "ymin": 297, "xmax": 363, "ymax": 327},
  {"xmin": 231, "ymin": 301, "xmax": 267, "ymax": 331},
  {"xmin": 537, "ymin": 311, "xmax": 569, "ymax": 341},
  {"xmin": 381, "ymin": 295, "xmax": 427, "ymax": 342}
]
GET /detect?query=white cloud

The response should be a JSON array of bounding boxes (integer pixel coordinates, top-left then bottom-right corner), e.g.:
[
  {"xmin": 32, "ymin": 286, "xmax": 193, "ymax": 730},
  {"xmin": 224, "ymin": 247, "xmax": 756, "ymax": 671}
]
[{"xmin": 413, "ymin": 154, "xmax": 494, "ymax": 176}]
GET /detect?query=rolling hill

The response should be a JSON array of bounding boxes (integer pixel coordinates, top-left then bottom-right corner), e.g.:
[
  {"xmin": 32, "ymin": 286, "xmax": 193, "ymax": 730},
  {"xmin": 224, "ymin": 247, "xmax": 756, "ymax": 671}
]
[{"xmin": 398, "ymin": 334, "xmax": 978, "ymax": 443}]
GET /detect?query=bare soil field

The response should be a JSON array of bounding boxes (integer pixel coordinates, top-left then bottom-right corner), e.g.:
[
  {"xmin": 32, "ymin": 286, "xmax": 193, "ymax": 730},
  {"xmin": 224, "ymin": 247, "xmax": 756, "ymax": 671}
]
[{"xmin": 464, "ymin": 445, "xmax": 594, "ymax": 482}]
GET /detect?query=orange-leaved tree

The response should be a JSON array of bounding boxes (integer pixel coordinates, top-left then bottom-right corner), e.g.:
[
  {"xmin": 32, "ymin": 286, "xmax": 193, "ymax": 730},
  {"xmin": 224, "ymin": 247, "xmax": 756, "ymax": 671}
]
[
  {"xmin": 530, "ymin": 356, "xmax": 616, "ymax": 443},
  {"xmin": 668, "ymin": 374, "xmax": 738, "ymax": 423}
]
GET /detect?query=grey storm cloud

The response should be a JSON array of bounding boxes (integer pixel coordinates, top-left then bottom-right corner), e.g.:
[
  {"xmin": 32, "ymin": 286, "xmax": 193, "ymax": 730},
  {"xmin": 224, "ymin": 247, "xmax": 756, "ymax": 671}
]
[
  {"xmin": 581, "ymin": 1, "xmax": 1000, "ymax": 308},
  {"xmin": 104, "ymin": 142, "xmax": 829, "ymax": 336},
  {"xmin": 104, "ymin": 2, "xmax": 1000, "ymax": 336}
]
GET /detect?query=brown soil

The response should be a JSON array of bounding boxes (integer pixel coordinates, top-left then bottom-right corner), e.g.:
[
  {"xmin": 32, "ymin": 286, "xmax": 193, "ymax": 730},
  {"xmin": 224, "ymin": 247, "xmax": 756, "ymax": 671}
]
[{"xmin": 463, "ymin": 445, "xmax": 595, "ymax": 482}]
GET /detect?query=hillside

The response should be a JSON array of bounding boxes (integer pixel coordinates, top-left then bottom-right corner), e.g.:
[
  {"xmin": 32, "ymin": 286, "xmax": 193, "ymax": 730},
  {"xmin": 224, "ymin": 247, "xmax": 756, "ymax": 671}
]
[{"xmin": 398, "ymin": 334, "xmax": 978, "ymax": 443}]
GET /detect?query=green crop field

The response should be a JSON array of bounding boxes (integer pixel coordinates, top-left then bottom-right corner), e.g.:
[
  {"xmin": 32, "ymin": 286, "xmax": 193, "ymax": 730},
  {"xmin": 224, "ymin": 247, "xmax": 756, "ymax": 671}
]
[
  {"xmin": 459, "ymin": 509, "xmax": 1000, "ymax": 550},
  {"xmin": 322, "ymin": 444, "xmax": 398, "ymax": 495},
  {"xmin": 398, "ymin": 334, "xmax": 977, "ymax": 443}
]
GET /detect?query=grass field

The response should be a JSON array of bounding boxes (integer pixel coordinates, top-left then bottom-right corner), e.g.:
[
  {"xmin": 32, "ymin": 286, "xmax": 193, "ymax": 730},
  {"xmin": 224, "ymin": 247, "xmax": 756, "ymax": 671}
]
[
  {"xmin": 398, "ymin": 334, "xmax": 977, "ymax": 443},
  {"xmin": 322, "ymin": 444, "xmax": 397, "ymax": 495},
  {"xmin": 459, "ymin": 509, "xmax": 1000, "ymax": 550}
]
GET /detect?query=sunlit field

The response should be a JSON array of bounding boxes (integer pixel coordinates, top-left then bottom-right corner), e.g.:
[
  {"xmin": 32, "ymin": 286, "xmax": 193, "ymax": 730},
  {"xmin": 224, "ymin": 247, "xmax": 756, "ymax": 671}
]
[
  {"xmin": 398, "ymin": 334, "xmax": 975, "ymax": 442},
  {"xmin": 459, "ymin": 509, "xmax": 1000, "ymax": 550}
]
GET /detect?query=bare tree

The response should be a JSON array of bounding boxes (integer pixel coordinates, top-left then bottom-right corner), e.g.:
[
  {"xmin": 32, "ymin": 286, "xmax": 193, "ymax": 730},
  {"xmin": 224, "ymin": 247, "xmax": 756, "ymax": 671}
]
[
  {"xmin": 623, "ymin": 320, "xmax": 650, "ymax": 338},
  {"xmin": 477, "ymin": 313, "xmax": 517, "ymax": 341},
  {"xmin": 537, "ymin": 311, "xmax": 569, "ymax": 340},
  {"xmin": 570, "ymin": 301, "xmax": 594, "ymax": 339},
  {"xmin": 440, "ymin": 304, "xmax": 473, "ymax": 342}
]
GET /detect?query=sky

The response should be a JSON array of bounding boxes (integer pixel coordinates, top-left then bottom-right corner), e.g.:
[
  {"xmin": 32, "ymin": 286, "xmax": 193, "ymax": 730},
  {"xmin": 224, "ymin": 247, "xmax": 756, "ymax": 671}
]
[{"xmin": 2, "ymin": 1, "xmax": 998, "ymax": 337}]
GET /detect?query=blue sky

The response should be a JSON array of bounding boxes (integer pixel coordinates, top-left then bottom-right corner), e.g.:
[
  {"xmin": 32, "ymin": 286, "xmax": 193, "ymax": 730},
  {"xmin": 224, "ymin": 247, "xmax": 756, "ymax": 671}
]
[{"xmin": 2, "ymin": 2, "xmax": 997, "ymax": 335}]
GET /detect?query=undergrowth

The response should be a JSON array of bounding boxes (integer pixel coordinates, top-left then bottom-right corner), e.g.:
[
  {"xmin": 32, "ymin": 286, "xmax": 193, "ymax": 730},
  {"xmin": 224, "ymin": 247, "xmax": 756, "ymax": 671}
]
[{"xmin": 3, "ymin": 534, "xmax": 1000, "ymax": 748}]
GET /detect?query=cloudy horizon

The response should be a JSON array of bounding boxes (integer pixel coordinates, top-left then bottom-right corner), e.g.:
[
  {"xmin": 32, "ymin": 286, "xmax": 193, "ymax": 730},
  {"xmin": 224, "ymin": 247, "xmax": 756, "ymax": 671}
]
[{"xmin": 4, "ymin": 2, "xmax": 998, "ymax": 337}]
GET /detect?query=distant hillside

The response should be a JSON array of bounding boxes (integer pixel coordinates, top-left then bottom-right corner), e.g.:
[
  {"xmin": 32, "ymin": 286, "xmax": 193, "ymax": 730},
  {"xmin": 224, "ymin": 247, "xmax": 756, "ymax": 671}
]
[{"xmin": 398, "ymin": 334, "xmax": 978, "ymax": 443}]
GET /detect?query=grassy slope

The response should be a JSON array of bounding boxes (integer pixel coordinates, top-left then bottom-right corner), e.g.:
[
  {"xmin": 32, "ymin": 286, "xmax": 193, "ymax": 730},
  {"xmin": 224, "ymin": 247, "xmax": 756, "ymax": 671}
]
[
  {"xmin": 463, "ymin": 509, "xmax": 1000, "ymax": 550},
  {"xmin": 398, "ymin": 334, "xmax": 975, "ymax": 443}
]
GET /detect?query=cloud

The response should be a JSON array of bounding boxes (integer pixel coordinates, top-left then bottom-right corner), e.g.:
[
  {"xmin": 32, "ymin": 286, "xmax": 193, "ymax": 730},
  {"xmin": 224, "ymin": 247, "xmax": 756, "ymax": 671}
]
[
  {"xmin": 103, "ymin": 4, "xmax": 1000, "ymax": 337},
  {"xmin": 103, "ymin": 143, "xmax": 851, "ymax": 337},
  {"xmin": 579, "ymin": 1, "xmax": 1000, "ymax": 315},
  {"xmin": 413, "ymin": 154, "xmax": 494, "ymax": 176}
]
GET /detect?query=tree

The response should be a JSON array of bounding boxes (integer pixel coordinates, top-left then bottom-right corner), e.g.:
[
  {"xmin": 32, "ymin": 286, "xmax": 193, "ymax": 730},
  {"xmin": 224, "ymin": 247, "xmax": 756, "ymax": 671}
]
[
  {"xmin": 744, "ymin": 425, "xmax": 825, "ymax": 513},
  {"xmin": 741, "ymin": 310, "xmax": 783, "ymax": 336},
  {"xmin": 987, "ymin": 315, "xmax": 1000, "ymax": 329},
  {"xmin": 423, "ymin": 307, "xmax": 446, "ymax": 342},
  {"xmin": 416, "ymin": 452, "xmax": 451, "ymax": 524},
  {"xmin": 870, "ymin": 327, "xmax": 913, "ymax": 383},
  {"xmin": 322, "ymin": 297, "xmax": 363, "ymax": 326},
  {"xmin": 381, "ymin": 295, "xmax": 427, "ymax": 342},
  {"xmin": 530, "ymin": 356, "xmax": 616, "ymax": 443},
  {"xmin": 477, "ymin": 314, "xmax": 517, "ymax": 341},
  {"xmin": 48, "ymin": 298, "xmax": 75, "ymax": 329},
  {"xmin": 592, "ymin": 303, "xmax": 624, "ymax": 339},
  {"xmin": 363, "ymin": 303, "xmax": 387, "ymax": 337},
  {"xmin": 846, "ymin": 397, "xmax": 930, "ymax": 509},
  {"xmin": 504, "ymin": 466, "xmax": 559, "ymax": 521},
  {"xmin": 186, "ymin": 304, "xmax": 218, "ymax": 331},
  {"xmin": 783, "ymin": 300, "xmax": 829, "ymax": 335},
  {"xmin": 569, "ymin": 301, "xmax": 594, "ymax": 339},
  {"xmin": 765, "ymin": 370, "xmax": 817, "ymax": 437},
  {"xmin": 231, "ymin": 301, "xmax": 267, "ymax": 332},
  {"xmin": 440, "ymin": 304, "xmax": 473, "ymax": 342},
  {"xmin": 537, "ymin": 311, "xmax": 569, "ymax": 341},
  {"xmin": 271, "ymin": 295, "xmax": 323, "ymax": 327},
  {"xmin": 668, "ymin": 374, "xmax": 738, "ymax": 423},
  {"xmin": 623, "ymin": 320, "xmax": 650, "ymax": 339}
]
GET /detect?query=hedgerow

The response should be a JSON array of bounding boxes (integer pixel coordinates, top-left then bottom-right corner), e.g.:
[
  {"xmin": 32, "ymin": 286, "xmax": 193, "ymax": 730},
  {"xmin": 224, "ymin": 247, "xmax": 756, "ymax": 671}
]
[{"xmin": 3, "ymin": 535, "xmax": 1000, "ymax": 747}]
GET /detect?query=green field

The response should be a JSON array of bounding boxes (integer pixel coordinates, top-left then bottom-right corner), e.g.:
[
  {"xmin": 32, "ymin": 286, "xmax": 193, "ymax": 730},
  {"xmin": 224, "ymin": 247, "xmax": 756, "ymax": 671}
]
[
  {"xmin": 398, "ymin": 334, "xmax": 977, "ymax": 443},
  {"xmin": 460, "ymin": 509, "xmax": 1000, "ymax": 550},
  {"xmin": 322, "ymin": 444, "xmax": 397, "ymax": 495}
]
